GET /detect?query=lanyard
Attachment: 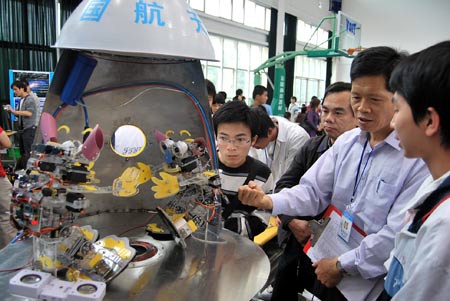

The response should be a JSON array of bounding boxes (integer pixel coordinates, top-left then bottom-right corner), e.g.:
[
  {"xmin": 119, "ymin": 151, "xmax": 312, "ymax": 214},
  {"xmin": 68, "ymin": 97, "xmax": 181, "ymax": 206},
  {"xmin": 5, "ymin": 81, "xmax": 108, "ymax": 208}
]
[{"xmin": 351, "ymin": 138, "xmax": 373, "ymax": 203}]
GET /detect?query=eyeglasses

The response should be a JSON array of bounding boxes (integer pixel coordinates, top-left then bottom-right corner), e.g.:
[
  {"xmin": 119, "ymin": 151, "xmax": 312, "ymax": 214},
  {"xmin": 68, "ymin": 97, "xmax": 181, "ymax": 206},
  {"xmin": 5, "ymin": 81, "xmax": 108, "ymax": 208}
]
[{"xmin": 217, "ymin": 136, "xmax": 251, "ymax": 147}]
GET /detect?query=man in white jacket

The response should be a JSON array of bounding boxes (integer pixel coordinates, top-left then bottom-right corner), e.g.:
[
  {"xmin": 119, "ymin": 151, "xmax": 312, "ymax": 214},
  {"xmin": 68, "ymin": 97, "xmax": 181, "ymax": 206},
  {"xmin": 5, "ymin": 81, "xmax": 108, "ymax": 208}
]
[
  {"xmin": 250, "ymin": 106, "xmax": 310, "ymax": 192},
  {"xmin": 383, "ymin": 41, "xmax": 450, "ymax": 300}
]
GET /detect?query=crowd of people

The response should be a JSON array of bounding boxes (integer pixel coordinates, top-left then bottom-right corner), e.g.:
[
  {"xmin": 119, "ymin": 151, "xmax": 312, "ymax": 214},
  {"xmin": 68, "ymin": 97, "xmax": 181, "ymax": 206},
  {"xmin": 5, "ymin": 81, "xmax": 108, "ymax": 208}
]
[
  {"xmin": 1, "ymin": 40, "xmax": 450, "ymax": 301},
  {"xmin": 211, "ymin": 40, "xmax": 450, "ymax": 301}
]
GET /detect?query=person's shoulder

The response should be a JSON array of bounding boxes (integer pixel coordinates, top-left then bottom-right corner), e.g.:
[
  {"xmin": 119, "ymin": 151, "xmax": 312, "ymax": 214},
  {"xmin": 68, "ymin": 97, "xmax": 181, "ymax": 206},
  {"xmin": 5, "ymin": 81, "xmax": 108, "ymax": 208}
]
[
  {"xmin": 334, "ymin": 128, "xmax": 361, "ymax": 144},
  {"xmin": 247, "ymin": 156, "xmax": 271, "ymax": 175}
]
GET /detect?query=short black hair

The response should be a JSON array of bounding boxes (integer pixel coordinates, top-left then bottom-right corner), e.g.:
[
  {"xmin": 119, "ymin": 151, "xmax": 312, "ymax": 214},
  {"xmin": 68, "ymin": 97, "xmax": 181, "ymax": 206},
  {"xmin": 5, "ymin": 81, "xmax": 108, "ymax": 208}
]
[
  {"xmin": 350, "ymin": 46, "xmax": 408, "ymax": 92},
  {"xmin": 251, "ymin": 105, "xmax": 275, "ymax": 138},
  {"xmin": 218, "ymin": 91, "xmax": 227, "ymax": 100},
  {"xmin": 323, "ymin": 82, "xmax": 351, "ymax": 100},
  {"xmin": 213, "ymin": 93, "xmax": 226, "ymax": 105},
  {"xmin": 205, "ymin": 79, "xmax": 216, "ymax": 98},
  {"xmin": 11, "ymin": 80, "xmax": 27, "ymax": 90},
  {"xmin": 213, "ymin": 100, "xmax": 258, "ymax": 137},
  {"xmin": 291, "ymin": 96, "xmax": 297, "ymax": 101},
  {"xmin": 252, "ymin": 85, "xmax": 267, "ymax": 99},
  {"xmin": 235, "ymin": 89, "xmax": 243, "ymax": 96},
  {"xmin": 390, "ymin": 40, "xmax": 450, "ymax": 148}
]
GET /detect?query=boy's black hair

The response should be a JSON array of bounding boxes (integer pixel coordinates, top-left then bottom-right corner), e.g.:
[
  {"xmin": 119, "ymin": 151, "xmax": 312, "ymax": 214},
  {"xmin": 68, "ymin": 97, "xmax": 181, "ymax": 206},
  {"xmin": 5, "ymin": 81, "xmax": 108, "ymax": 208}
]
[
  {"xmin": 252, "ymin": 85, "xmax": 267, "ymax": 99},
  {"xmin": 213, "ymin": 93, "xmax": 226, "ymax": 105},
  {"xmin": 235, "ymin": 88, "xmax": 243, "ymax": 96},
  {"xmin": 213, "ymin": 100, "xmax": 258, "ymax": 137},
  {"xmin": 205, "ymin": 79, "xmax": 216, "ymax": 98},
  {"xmin": 390, "ymin": 40, "xmax": 450, "ymax": 148},
  {"xmin": 251, "ymin": 105, "xmax": 275, "ymax": 138},
  {"xmin": 350, "ymin": 46, "xmax": 408, "ymax": 92},
  {"xmin": 218, "ymin": 91, "xmax": 227, "ymax": 100},
  {"xmin": 11, "ymin": 80, "xmax": 27, "ymax": 90}
]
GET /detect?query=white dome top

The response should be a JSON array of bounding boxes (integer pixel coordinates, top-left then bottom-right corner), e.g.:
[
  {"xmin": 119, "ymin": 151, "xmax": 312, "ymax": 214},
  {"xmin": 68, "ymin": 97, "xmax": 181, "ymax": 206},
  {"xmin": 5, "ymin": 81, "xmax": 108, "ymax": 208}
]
[{"xmin": 54, "ymin": 0, "xmax": 216, "ymax": 61}]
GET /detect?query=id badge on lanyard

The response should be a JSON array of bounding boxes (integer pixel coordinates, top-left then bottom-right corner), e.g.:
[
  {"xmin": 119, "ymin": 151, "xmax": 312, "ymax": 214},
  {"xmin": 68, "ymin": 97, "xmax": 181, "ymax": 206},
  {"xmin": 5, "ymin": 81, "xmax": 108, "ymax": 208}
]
[{"xmin": 338, "ymin": 211, "xmax": 353, "ymax": 242}]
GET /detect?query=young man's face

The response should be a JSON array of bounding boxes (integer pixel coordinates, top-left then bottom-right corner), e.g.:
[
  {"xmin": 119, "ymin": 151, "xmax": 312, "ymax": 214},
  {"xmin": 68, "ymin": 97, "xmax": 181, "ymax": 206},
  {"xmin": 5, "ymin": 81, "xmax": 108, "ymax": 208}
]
[
  {"xmin": 216, "ymin": 122, "xmax": 254, "ymax": 168},
  {"xmin": 12, "ymin": 86, "xmax": 26, "ymax": 98},
  {"xmin": 211, "ymin": 103, "xmax": 222, "ymax": 114},
  {"xmin": 255, "ymin": 91, "xmax": 268, "ymax": 105},
  {"xmin": 322, "ymin": 91, "xmax": 357, "ymax": 143},
  {"xmin": 391, "ymin": 93, "xmax": 427, "ymax": 158},
  {"xmin": 351, "ymin": 75, "xmax": 395, "ymax": 140}
]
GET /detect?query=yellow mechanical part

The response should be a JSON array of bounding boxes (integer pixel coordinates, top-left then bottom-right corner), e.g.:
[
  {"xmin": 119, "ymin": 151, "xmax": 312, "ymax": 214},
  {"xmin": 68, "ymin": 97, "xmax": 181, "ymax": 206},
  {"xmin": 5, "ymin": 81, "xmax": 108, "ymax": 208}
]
[
  {"xmin": 80, "ymin": 227, "xmax": 96, "ymax": 241},
  {"xmin": 88, "ymin": 253, "xmax": 103, "ymax": 268},
  {"xmin": 38, "ymin": 256, "xmax": 56, "ymax": 269},
  {"xmin": 79, "ymin": 185, "xmax": 97, "ymax": 191},
  {"xmin": 66, "ymin": 268, "xmax": 81, "ymax": 282},
  {"xmin": 165, "ymin": 129, "xmax": 175, "ymax": 138},
  {"xmin": 112, "ymin": 163, "xmax": 152, "ymax": 197},
  {"xmin": 187, "ymin": 220, "xmax": 198, "ymax": 232},
  {"xmin": 179, "ymin": 129, "xmax": 191, "ymax": 137},
  {"xmin": 87, "ymin": 161, "xmax": 95, "ymax": 171},
  {"xmin": 100, "ymin": 237, "xmax": 133, "ymax": 260},
  {"xmin": 136, "ymin": 162, "xmax": 152, "ymax": 184},
  {"xmin": 203, "ymin": 170, "xmax": 217, "ymax": 178},
  {"xmin": 162, "ymin": 162, "xmax": 181, "ymax": 173},
  {"xmin": 146, "ymin": 223, "xmax": 164, "ymax": 233},
  {"xmin": 171, "ymin": 213, "xmax": 186, "ymax": 223},
  {"xmin": 82, "ymin": 128, "xmax": 93, "ymax": 135},
  {"xmin": 57, "ymin": 125, "xmax": 70, "ymax": 134},
  {"xmin": 179, "ymin": 130, "xmax": 194, "ymax": 142},
  {"xmin": 151, "ymin": 172, "xmax": 180, "ymax": 199}
]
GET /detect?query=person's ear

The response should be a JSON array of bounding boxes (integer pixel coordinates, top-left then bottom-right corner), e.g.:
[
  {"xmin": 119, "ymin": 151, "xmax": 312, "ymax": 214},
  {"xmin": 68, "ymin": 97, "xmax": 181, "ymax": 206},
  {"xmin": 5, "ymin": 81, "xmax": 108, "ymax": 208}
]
[
  {"xmin": 424, "ymin": 107, "xmax": 440, "ymax": 137},
  {"xmin": 251, "ymin": 135, "xmax": 258, "ymax": 146}
]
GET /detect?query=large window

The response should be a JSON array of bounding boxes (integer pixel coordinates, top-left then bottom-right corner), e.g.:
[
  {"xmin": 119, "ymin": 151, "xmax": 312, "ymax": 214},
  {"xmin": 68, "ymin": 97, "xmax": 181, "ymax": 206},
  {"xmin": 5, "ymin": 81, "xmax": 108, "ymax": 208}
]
[
  {"xmin": 297, "ymin": 19, "xmax": 329, "ymax": 49},
  {"xmin": 293, "ymin": 56, "xmax": 326, "ymax": 104},
  {"xmin": 202, "ymin": 35, "xmax": 268, "ymax": 103},
  {"xmin": 187, "ymin": 0, "xmax": 271, "ymax": 31}
]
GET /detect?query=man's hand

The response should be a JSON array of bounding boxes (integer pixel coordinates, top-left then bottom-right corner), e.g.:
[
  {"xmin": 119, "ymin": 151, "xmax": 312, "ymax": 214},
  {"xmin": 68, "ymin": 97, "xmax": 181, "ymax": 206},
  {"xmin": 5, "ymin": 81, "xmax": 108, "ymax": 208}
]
[
  {"xmin": 288, "ymin": 219, "xmax": 311, "ymax": 244},
  {"xmin": 312, "ymin": 257, "xmax": 342, "ymax": 288},
  {"xmin": 238, "ymin": 181, "xmax": 273, "ymax": 210}
]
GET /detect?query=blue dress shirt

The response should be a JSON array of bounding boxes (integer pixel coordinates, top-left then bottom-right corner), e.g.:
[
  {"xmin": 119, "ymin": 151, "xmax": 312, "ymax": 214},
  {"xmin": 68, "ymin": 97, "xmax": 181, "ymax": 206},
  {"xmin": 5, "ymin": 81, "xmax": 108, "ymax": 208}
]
[{"xmin": 270, "ymin": 127, "xmax": 429, "ymax": 279}]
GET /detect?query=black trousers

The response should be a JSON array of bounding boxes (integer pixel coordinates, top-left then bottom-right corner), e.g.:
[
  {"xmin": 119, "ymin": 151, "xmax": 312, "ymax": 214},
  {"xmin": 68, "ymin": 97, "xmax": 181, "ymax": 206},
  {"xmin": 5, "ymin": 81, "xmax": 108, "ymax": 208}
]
[
  {"xmin": 271, "ymin": 235, "xmax": 346, "ymax": 301},
  {"xmin": 16, "ymin": 126, "xmax": 36, "ymax": 170}
]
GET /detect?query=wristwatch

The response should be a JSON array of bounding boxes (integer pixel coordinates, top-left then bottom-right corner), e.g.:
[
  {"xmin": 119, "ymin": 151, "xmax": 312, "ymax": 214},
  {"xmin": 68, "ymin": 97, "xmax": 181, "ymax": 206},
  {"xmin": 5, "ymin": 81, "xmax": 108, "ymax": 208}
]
[{"xmin": 336, "ymin": 259, "xmax": 349, "ymax": 276}]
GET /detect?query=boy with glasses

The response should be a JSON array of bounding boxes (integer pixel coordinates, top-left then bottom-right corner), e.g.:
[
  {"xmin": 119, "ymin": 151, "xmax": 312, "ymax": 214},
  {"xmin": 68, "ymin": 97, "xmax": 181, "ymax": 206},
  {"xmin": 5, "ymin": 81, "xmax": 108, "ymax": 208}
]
[{"xmin": 213, "ymin": 100, "xmax": 271, "ymax": 240}]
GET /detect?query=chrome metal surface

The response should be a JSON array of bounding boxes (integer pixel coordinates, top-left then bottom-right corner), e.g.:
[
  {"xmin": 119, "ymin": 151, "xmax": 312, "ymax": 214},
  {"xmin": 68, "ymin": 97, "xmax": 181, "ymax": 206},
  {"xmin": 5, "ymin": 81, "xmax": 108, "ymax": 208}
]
[{"xmin": 0, "ymin": 212, "xmax": 270, "ymax": 301}]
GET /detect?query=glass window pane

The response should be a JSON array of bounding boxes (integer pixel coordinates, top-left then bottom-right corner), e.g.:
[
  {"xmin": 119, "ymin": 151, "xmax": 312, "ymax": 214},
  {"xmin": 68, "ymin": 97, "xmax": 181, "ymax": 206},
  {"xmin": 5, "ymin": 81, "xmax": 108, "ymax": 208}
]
[
  {"xmin": 302, "ymin": 57, "xmax": 308, "ymax": 77},
  {"xmin": 237, "ymin": 69, "xmax": 249, "ymax": 100},
  {"xmin": 223, "ymin": 38, "xmax": 237, "ymax": 68},
  {"xmin": 265, "ymin": 8, "xmax": 271, "ymax": 31},
  {"xmin": 300, "ymin": 79, "xmax": 307, "ymax": 104},
  {"xmin": 244, "ymin": 0, "xmax": 255, "ymax": 27},
  {"xmin": 262, "ymin": 46, "xmax": 269, "ymax": 62},
  {"xmin": 220, "ymin": 0, "xmax": 232, "ymax": 19},
  {"xmin": 189, "ymin": 0, "xmax": 204, "ymax": 11},
  {"xmin": 319, "ymin": 80, "xmax": 325, "ymax": 99},
  {"xmin": 293, "ymin": 77, "xmax": 300, "ymax": 100},
  {"xmin": 320, "ymin": 60, "xmax": 326, "ymax": 79},
  {"xmin": 205, "ymin": 0, "xmax": 220, "ymax": 16},
  {"xmin": 237, "ymin": 42, "xmax": 250, "ymax": 69},
  {"xmin": 209, "ymin": 35, "xmax": 222, "ymax": 66},
  {"xmin": 207, "ymin": 66, "xmax": 220, "ymax": 89},
  {"xmin": 255, "ymin": 4, "xmax": 265, "ymax": 29},
  {"xmin": 250, "ymin": 45, "xmax": 262, "ymax": 70},
  {"xmin": 232, "ymin": 0, "xmax": 244, "ymax": 23},
  {"xmin": 222, "ymin": 68, "xmax": 235, "ymax": 99},
  {"xmin": 307, "ymin": 79, "xmax": 319, "ymax": 101}
]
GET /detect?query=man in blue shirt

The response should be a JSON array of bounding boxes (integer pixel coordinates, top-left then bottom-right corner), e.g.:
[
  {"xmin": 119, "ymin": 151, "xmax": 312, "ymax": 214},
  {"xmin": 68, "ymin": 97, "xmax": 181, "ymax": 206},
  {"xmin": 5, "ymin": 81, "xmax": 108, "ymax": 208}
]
[
  {"xmin": 239, "ymin": 47, "xmax": 429, "ymax": 300},
  {"xmin": 252, "ymin": 85, "xmax": 272, "ymax": 115}
]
